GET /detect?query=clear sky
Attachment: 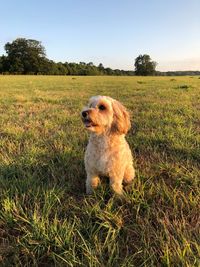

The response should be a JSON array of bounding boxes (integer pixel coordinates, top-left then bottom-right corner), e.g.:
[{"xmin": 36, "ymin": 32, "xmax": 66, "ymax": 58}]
[{"xmin": 0, "ymin": 0, "xmax": 200, "ymax": 71}]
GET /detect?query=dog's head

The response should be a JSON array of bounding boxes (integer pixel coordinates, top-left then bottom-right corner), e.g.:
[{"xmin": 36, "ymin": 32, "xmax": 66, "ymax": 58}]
[{"xmin": 81, "ymin": 95, "xmax": 131, "ymax": 135}]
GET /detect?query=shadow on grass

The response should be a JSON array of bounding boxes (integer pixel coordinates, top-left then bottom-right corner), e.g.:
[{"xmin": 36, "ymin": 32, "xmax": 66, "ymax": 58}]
[
  {"xmin": 151, "ymin": 138, "xmax": 200, "ymax": 164},
  {"xmin": 0, "ymin": 150, "xmax": 86, "ymax": 198},
  {"xmin": 134, "ymin": 134, "xmax": 200, "ymax": 166}
]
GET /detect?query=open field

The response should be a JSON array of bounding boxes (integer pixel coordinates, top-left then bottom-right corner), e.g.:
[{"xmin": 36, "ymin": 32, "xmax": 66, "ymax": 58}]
[{"xmin": 0, "ymin": 75, "xmax": 199, "ymax": 266}]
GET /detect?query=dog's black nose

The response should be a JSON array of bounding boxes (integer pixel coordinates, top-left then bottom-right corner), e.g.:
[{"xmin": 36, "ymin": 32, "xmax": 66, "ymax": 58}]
[{"xmin": 82, "ymin": 111, "xmax": 87, "ymax": 118}]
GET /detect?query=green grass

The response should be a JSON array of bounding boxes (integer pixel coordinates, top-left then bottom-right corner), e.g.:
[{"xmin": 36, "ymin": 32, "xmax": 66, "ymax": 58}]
[{"xmin": 0, "ymin": 75, "xmax": 199, "ymax": 266}]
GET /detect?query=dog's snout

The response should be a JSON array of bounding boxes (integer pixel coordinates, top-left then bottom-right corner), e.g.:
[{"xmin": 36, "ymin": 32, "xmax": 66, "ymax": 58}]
[{"xmin": 82, "ymin": 111, "xmax": 88, "ymax": 118}]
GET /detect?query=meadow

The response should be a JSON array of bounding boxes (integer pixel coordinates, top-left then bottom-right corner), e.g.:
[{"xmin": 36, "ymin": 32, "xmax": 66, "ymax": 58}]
[{"xmin": 0, "ymin": 75, "xmax": 199, "ymax": 266}]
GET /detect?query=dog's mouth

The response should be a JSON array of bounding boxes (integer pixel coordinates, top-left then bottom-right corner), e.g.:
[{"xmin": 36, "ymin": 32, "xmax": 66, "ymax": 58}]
[{"xmin": 83, "ymin": 118, "xmax": 98, "ymax": 128}]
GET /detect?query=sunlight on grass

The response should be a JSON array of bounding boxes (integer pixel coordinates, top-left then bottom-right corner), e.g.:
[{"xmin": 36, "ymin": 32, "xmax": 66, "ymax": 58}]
[{"xmin": 0, "ymin": 75, "xmax": 199, "ymax": 266}]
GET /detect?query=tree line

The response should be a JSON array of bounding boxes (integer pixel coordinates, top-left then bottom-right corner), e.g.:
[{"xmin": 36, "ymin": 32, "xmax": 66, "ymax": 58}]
[
  {"xmin": 0, "ymin": 38, "xmax": 135, "ymax": 76},
  {"xmin": 0, "ymin": 38, "xmax": 199, "ymax": 76}
]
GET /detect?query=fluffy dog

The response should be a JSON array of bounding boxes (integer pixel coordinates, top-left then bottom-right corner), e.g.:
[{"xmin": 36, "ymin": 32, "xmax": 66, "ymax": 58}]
[{"xmin": 81, "ymin": 96, "xmax": 135, "ymax": 195}]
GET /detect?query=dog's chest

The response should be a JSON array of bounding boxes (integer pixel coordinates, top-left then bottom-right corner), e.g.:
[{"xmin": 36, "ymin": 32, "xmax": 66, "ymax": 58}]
[{"xmin": 85, "ymin": 138, "xmax": 114, "ymax": 175}]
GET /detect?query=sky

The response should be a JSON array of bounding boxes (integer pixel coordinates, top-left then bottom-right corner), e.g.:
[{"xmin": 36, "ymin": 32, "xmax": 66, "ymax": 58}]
[{"xmin": 0, "ymin": 0, "xmax": 200, "ymax": 71}]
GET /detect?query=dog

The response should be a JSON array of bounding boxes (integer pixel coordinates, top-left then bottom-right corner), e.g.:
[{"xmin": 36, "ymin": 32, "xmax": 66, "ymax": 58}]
[{"xmin": 81, "ymin": 96, "xmax": 135, "ymax": 195}]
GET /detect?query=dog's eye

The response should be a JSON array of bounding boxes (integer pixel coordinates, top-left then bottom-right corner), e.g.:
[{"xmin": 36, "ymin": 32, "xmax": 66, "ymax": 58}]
[{"xmin": 99, "ymin": 105, "xmax": 106, "ymax": 111}]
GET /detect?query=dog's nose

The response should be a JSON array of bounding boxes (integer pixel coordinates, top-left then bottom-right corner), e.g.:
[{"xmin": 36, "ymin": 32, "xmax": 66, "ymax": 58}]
[{"xmin": 82, "ymin": 111, "xmax": 88, "ymax": 118}]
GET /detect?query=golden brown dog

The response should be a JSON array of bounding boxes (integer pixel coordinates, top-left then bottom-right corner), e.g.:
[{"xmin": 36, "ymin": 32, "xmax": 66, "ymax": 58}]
[{"xmin": 81, "ymin": 96, "xmax": 135, "ymax": 195}]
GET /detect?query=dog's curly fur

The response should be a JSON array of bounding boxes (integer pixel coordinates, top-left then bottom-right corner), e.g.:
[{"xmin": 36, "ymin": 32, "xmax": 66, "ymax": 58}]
[{"xmin": 81, "ymin": 96, "xmax": 135, "ymax": 195}]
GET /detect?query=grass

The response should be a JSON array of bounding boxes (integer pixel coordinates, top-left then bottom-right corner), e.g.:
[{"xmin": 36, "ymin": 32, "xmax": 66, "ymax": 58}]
[{"xmin": 0, "ymin": 75, "xmax": 199, "ymax": 266}]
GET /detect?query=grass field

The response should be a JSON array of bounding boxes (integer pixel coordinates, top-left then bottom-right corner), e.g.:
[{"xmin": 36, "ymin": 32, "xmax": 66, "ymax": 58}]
[{"xmin": 0, "ymin": 75, "xmax": 199, "ymax": 266}]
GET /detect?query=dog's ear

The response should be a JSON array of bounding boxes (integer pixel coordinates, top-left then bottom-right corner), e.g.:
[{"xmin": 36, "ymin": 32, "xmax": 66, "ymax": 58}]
[{"xmin": 111, "ymin": 100, "xmax": 131, "ymax": 134}]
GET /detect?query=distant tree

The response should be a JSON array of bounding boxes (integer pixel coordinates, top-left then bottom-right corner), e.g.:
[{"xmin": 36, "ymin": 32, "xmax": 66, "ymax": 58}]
[
  {"xmin": 79, "ymin": 62, "xmax": 86, "ymax": 66},
  {"xmin": 134, "ymin": 54, "xmax": 157, "ymax": 76},
  {"xmin": 87, "ymin": 62, "xmax": 94, "ymax": 66},
  {"xmin": 114, "ymin": 69, "xmax": 122, "ymax": 76},
  {"xmin": 56, "ymin": 62, "xmax": 68, "ymax": 75},
  {"xmin": 0, "ymin": 37, "xmax": 136, "ymax": 76},
  {"xmin": 0, "ymin": 55, "xmax": 10, "ymax": 73},
  {"xmin": 104, "ymin": 67, "xmax": 113, "ymax": 75},
  {"xmin": 0, "ymin": 57, "xmax": 3, "ymax": 73},
  {"xmin": 68, "ymin": 63, "xmax": 79, "ymax": 75},
  {"xmin": 4, "ymin": 38, "xmax": 46, "ymax": 74},
  {"xmin": 38, "ymin": 58, "xmax": 54, "ymax": 74},
  {"xmin": 98, "ymin": 63, "xmax": 104, "ymax": 69},
  {"xmin": 0, "ymin": 56, "xmax": 4, "ymax": 73},
  {"xmin": 63, "ymin": 62, "xmax": 72, "ymax": 75},
  {"xmin": 98, "ymin": 63, "xmax": 104, "ymax": 74}
]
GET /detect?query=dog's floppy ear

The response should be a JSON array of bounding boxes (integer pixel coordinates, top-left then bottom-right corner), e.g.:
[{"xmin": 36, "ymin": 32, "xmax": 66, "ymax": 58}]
[{"xmin": 111, "ymin": 100, "xmax": 131, "ymax": 134}]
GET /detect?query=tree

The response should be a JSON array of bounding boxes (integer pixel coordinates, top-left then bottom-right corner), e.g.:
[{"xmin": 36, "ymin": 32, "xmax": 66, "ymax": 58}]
[
  {"xmin": 0, "ymin": 37, "xmax": 137, "ymax": 76},
  {"xmin": 0, "ymin": 57, "xmax": 3, "ymax": 73},
  {"xmin": 4, "ymin": 38, "xmax": 46, "ymax": 74},
  {"xmin": 134, "ymin": 54, "xmax": 157, "ymax": 76},
  {"xmin": 98, "ymin": 63, "xmax": 104, "ymax": 75}
]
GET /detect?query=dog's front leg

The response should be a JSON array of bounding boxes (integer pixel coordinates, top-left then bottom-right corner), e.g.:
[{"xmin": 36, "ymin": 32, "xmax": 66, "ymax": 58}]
[
  {"xmin": 109, "ymin": 176, "xmax": 123, "ymax": 195},
  {"xmin": 86, "ymin": 174, "xmax": 100, "ymax": 194}
]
